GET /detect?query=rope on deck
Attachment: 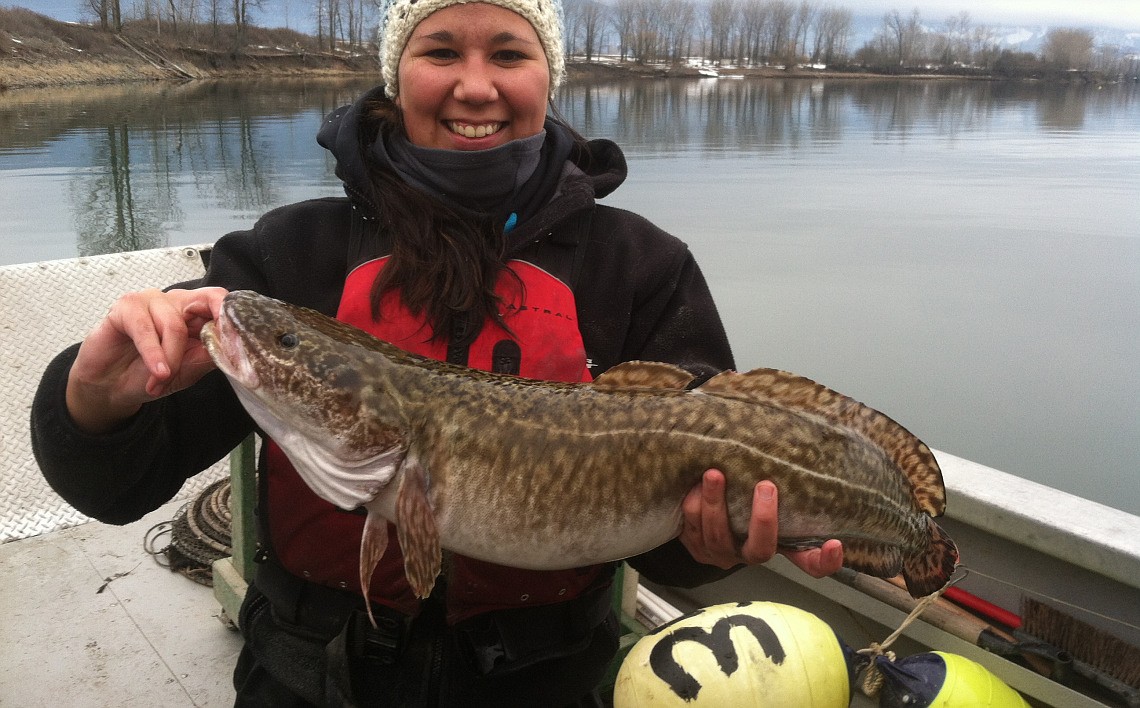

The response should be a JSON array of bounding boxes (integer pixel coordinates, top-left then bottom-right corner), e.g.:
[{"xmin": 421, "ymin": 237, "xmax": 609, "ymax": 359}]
[{"xmin": 145, "ymin": 478, "xmax": 233, "ymax": 586}]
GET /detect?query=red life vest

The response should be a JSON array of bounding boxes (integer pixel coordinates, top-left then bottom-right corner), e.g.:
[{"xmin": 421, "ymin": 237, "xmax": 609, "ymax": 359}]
[{"xmin": 266, "ymin": 257, "xmax": 608, "ymax": 623}]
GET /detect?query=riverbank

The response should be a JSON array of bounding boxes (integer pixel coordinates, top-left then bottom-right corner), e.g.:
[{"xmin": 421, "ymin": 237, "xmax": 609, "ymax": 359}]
[
  {"xmin": 0, "ymin": 8, "xmax": 373, "ymax": 90},
  {"xmin": 0, "ymin": 6, "xmax": 996, "ymax": 91},
  {"xmin": 5, "ymin": 7, "xmax": 1123, "ymax": 91}
]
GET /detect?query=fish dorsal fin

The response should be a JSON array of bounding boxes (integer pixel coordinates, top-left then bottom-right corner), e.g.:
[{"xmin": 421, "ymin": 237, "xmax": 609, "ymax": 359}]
[
  {"xmin": 700, "ymin": 368, "xmax": 945, "ymax": 516},
  {"xmin": 592, "ymin": 361, "xmax": 695, "ymax": 390}
]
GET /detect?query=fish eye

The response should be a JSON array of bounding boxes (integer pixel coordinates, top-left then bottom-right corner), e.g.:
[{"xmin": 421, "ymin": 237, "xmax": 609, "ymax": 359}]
[{"xmin": 278, "ymin": 332, "xmax": 300, "ymax": 349}]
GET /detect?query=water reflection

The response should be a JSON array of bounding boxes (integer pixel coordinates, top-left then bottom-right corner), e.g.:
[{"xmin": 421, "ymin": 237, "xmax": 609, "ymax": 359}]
[
  {"xmin": 1, "ymin": 76, "xmax": 1135, "ymax": 261},
  {"xmin": 0, "ymin": 77, "xmax": 378, "ymax": 261},
  {"xmin": 1, "ymin": 75, "xmax": 1137, "ymax": 513},
  {"xmin": 558, "ymin": 77, "xmax": 1137, "ymax": 149}
]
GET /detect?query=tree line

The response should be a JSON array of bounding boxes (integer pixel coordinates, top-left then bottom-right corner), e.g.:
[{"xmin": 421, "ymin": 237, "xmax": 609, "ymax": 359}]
[
  {"xmin": 566, "ymin": 0, "xmax": 1137, "ymax": 75},
  {"xmin": 565, "ymin": 0, "xmax": 855, "ymax": 66},
  {"xmin": 83, "ymin": 0, "xmax": 375, "ymax": 52},
  {"xmin": 80, "ymin": 0, "xmax": 1138, "ymax": 76}
]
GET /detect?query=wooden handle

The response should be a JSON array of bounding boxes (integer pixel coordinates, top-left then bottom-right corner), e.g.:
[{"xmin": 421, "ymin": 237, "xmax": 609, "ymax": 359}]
[
  {"xmin": 835, "ymin": 570, "xmax": 1054, "ymax": 677},
  {"xmin": 834, "ymin": 570, "xmax": 1002, "ymax": 644}
]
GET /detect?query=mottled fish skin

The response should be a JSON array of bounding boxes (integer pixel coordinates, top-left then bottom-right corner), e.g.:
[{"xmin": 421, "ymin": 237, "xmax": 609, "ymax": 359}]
[{"xmin": 202, "ymin": 290, "xmax": 960, "ymax": 611}]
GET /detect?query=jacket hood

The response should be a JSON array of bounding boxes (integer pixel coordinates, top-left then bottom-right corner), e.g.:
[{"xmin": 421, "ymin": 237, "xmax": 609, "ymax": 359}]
[{"xmin": 316, "ymin": 85, "xmax": 628, "ymax": 213}]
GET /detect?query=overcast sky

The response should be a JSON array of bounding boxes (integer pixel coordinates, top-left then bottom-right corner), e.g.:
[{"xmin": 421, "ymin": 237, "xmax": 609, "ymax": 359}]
[
  {"xmin": 852, "ymin": 0, "xmax": 1140, "ymax": 31},
  {"xmin": 20, "ymin": 0, "xmax": 1140, "ymax": 33}
]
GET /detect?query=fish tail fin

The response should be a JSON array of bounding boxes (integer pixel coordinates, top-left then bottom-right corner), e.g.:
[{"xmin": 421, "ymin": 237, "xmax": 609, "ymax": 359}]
[
  {"xmin": 901, "ymin": 518, "xmax": 960, "ymax": 598},
  {"xmin": 359, "ymin": 507, "xmax": 390, "ymax": 629}
]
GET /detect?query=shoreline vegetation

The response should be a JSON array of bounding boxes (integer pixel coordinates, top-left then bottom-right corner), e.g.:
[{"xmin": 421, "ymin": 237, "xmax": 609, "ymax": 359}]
[{"xmin": 0, "ymin": 6, "xmax": 1129, "ymax": 91}]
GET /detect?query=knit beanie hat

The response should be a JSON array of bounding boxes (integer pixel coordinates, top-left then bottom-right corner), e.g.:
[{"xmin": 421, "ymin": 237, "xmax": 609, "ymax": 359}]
[{"xmin": 378, "ymin": 0, "xmax": 565, "ymax": 99}]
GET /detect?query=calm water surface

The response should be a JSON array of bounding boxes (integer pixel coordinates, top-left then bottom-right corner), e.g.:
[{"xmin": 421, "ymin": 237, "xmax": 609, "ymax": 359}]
[{"xmin": 1, "ymin": 76, "xmax": 1137, "ymax": 514}]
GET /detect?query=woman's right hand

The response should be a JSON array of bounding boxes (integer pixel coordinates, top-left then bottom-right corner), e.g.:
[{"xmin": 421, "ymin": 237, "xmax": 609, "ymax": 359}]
[{"xmin": 65, "ymin": 287, "xmax": 229, "ymax": 434}]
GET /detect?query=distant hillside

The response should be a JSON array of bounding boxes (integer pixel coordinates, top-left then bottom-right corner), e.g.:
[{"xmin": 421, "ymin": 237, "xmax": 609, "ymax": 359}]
[
  {"xmin": 0, "ymin": 7, "xmax": 377, "ymax": 89},
  {"xmin": 849, "ymin": 12, "xmax": 1140, "ymax": 55}
]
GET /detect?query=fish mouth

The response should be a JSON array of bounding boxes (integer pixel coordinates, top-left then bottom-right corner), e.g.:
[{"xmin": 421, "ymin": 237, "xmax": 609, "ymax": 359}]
[{"xmin": 201, "ymin": 309, "xmax": 260, "ymax": 389}]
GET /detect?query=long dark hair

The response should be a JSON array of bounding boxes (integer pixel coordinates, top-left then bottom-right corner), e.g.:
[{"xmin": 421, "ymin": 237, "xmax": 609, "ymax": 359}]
[{"xmin": 355, "ymin": 96, "xmax": 515, "ymax": 346}]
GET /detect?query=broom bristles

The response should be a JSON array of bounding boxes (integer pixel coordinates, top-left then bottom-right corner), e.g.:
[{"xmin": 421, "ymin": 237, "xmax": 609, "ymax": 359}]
[{"xmin": 1020, "ymin": 596, "xmax": 1140, "ymax": 690}]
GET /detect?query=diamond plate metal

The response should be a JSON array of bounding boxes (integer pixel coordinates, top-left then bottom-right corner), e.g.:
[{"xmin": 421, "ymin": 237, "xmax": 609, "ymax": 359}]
[{"xmin": 1, "ymin": 246, "xmax": 229, "ymax": 542}]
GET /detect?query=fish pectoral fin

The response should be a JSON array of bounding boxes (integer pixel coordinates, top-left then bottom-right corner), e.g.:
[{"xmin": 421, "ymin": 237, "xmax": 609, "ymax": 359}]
[
  {"xmin": 776, "ymin": 537, "xmax": 828, "ymax": 552},
  {"xmin": 394, "ymin": 458, "xmax": 441, "ymax": 600},
  {"xmin": 592, "ymin": 361, "xmax": 695, "ymax": 390},
  {"xmin": 359, "ymin": 506, "xmax": 390, "ymax": 629}
]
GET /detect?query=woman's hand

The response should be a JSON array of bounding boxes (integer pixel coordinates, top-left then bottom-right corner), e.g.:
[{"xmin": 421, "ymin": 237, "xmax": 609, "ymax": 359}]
[
  {"xmin": 679, "ymin": 469, "xmax": 844, "ymax": 577},
  {"xmin": 65, "ymin": 287, "xmax": 229, "ymax": 434}
]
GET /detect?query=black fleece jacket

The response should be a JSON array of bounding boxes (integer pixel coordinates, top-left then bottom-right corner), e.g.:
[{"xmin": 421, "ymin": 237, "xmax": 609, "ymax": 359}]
[{"xmin": 31, "ymin": 88, "xmax": 738, "ymax": 589}]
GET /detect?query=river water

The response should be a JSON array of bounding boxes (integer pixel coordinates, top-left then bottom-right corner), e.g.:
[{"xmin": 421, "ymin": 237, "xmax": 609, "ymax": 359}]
[{"xmin": 1, "ymin": 76, "xmax": 1137, "ymax": 514}]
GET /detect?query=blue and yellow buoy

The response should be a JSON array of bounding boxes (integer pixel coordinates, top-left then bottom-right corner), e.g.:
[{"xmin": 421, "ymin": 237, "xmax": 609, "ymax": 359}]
[
  {"xmin": 613, "ymin": 601, "xmax": 854, "ymax": 707},
  {"xmin": 875, "ymin": 651, "xmax": 1031, "ymax": 707}
]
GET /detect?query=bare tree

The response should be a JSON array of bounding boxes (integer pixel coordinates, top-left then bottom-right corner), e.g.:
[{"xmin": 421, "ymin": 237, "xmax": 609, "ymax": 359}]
[
  {"xmin": 738, "ymin": 0, "xmax": 769, "ymax": 66},
  {"xmin": 658, "ymin": 0, "xmax": 697, "ymax": 64},
  {"xmin": 630, "ymin": 0, "xmax": 661, "ymax": 63},
  {"xmin": 608, "ymin": 0, "xmax": 664, "ymax": 63},
  {"xmin": 1042, "ymin": 27, "xmax": 1094, "ymax": 70},
  {"xmin": 764, "ymin": 0, "xmax": 795, "ymax": 64},
  {"xmin": 341, "ymin": 0, "xmax": 375, "ymax": 48},
  {"xmin": 931, "ymin": 11, "xmax": 967, "ymax": 65},
  {"xmin": 883, "ymin": 7, "xmax": 923, "ymax": 66},
  {"xmin": 791, "ymin": 0, "xmax": 816, "ymax": 62},
  {"xmin": 563, "ymin": 0, "xmax": 585, "ymax": 57},
  {"xmin": 85, "ymin": 0, "xmax": 123, "ymax": 31},
  {"xmin": 324, "ymin": 0, "xmax": 342, "ymax": 51},
  {"xmin": 232, "ymin": 0, "xmax": 263, "ymax": 51},
  {"xmin": 705, "ymin": 0, "xmax": 737, "ymax": 65},
  {"xmin": 966, "ymin": 23, "xmax": 1003, "ymax": 68},
  {"xmin": 579, "ymin": 0, "xmax": 608, "ymax": 61},
  {"xmin": 611, "ymin": 0, "xmax": 637, "ymax": 61},
  {"xmin": 205, "ymin": 0, "xmax": 223, "ymax": 39},
  {"xmin": 811, "ymin": 4, "xmax": 851, "ymax": 64}
]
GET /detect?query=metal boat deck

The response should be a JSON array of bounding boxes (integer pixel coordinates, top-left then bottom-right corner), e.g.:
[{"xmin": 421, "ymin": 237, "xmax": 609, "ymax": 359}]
[{"xmin": 3, "ymin": 246, "xmax": 1139, "ymax": 707}]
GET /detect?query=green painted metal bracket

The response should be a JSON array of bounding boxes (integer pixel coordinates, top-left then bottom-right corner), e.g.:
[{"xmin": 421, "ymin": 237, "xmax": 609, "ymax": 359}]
[{"xmin": 213, "ymin": 434, "xmax": 257, "ymax": 627}]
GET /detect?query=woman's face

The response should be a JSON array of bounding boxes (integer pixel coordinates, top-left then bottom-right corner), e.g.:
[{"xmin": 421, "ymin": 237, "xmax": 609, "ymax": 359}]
[{"xmin": 396, "ymin": 3, "xmax": 551, "ymax": 150}]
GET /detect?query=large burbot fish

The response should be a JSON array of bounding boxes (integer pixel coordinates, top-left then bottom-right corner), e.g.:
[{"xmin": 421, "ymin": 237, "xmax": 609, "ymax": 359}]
[{"xmin": 202, "ymin": 290, "xmax": 959, "ymax": 617}]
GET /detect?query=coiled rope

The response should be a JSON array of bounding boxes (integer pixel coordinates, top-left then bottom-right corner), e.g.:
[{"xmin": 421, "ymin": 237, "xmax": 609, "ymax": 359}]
[{"xmin": 144, "ymin": 478, "xmax": 232, "ymax": 586}]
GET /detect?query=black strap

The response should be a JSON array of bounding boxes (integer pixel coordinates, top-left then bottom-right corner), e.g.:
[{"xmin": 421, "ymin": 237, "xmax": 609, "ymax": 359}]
[
  {"xmin": 446, "ymin": 313, "xmax": 474, "ymax": 366},
  {"xmin": 254, "ymin": 553, "xmax": 410, "ymax": 644},
  {"xmin": 454, "ymin": 570, "xmax": 616, "ymax": 677}
]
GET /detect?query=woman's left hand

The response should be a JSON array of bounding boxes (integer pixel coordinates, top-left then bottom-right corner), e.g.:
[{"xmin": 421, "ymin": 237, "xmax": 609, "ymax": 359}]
[{"xmin": 679, "ymin": 469, "xmax": 844, "ymax": 577}]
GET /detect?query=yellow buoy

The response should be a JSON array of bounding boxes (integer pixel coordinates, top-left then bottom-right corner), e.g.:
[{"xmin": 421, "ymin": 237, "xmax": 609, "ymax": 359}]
[
  {"xmin": 613, "ymin": 601, "xmax": 852, "ymax": 707},
  {"xmin": 876, "ymin": 651, "xmax": 1031, "ymax": 707}
]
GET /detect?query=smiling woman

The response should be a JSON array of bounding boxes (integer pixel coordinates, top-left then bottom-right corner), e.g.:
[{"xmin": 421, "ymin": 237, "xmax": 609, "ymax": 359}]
[{"xmin": 27, "ymin": 0, "xmax": 846, "ymax": 703}]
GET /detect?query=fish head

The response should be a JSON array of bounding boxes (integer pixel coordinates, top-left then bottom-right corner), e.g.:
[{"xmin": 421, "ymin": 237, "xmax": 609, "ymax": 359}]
[{"xmin": 202, "ymin": 290, "xmax": 408, "ymax": 510}]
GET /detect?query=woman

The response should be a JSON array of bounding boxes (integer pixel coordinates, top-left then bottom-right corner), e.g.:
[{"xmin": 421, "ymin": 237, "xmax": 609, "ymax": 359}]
[{"xmin": 31, "ymin": 0, "xmax": 842, "ymax": 704}]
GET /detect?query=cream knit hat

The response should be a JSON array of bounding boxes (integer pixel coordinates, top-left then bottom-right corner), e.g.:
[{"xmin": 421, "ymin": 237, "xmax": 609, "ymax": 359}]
[{"xmin": 378, "ymin": 0, "xmax": 566, "ymax": 99}]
